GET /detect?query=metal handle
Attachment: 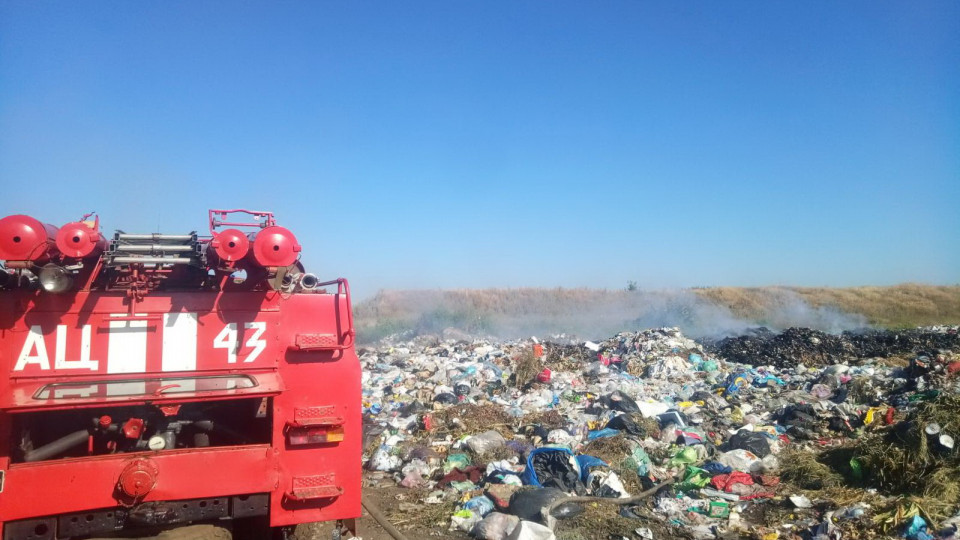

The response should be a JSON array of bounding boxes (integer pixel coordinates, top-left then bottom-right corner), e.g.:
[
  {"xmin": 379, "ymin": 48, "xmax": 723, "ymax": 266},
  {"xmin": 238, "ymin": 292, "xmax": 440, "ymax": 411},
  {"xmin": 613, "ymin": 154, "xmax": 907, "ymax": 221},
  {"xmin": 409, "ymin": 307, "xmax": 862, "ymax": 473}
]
[
  {"xmin": 287, "ymin": 278, "xmax": 355, "ymax": 352},
  {"xmin": 208, "ymin": 209, "xmax": 276, "ymax": 233},
  {"xmin": 322, "ymin": 278, "xmax": 355, "ymax": 350}
]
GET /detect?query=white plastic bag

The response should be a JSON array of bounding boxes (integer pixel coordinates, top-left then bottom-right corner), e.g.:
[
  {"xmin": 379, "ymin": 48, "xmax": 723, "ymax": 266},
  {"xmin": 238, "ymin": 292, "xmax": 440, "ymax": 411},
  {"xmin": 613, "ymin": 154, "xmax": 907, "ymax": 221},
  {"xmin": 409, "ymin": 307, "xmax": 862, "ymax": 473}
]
[
  {"xmin": 506, "ymin": 520, "xmax": 556, "ymax": 540},
  {"xmin": 471, "ymin": 512, "xmax": 520, "ymax": 540},
  {"xmin": 466, "ymin": 430, "xmax": 507, "ymax": 455}
]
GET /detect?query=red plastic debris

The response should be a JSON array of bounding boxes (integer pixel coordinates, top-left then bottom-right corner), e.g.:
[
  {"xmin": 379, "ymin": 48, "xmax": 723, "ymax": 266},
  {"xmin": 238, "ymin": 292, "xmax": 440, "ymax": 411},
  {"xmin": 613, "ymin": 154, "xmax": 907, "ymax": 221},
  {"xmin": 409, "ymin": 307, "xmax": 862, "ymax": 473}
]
[
  {"xmin": 754, "ymin": 474, "xmax": 781, "ymax": 487},
  {"xmin": 711, "ymin": 471, "xmax": 754, "ymax": 492}
]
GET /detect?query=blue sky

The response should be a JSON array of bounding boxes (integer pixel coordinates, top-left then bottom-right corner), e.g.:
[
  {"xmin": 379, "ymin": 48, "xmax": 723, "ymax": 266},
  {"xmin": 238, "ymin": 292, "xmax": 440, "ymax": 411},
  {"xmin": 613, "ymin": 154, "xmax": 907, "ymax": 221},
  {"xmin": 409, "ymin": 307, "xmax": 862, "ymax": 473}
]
[{"xmin": 1, "ymin": 2, "xmax": 958, "ymax": 298}]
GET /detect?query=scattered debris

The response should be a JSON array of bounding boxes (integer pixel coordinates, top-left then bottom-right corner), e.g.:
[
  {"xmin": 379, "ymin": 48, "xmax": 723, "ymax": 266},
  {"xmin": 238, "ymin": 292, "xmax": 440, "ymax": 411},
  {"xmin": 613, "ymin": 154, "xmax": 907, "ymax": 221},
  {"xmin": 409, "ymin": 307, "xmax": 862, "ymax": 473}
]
[{"xmin": 360, "ymin": 325, "xmax": 960, "ymax": 538}]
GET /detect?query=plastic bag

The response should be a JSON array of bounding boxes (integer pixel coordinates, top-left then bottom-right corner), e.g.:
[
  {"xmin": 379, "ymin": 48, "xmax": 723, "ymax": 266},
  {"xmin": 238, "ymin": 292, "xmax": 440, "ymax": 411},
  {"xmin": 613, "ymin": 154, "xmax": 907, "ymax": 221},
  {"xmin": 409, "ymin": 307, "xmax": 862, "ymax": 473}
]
[
  {"xmin": 668, "ymin": 446, "xmax": 699, "ymax": 468},
  {"xmin": 464, "ymin": 495, "xmax": 496, "ymax": 517},
  {"xmin": 444, "ymin": 453, "xmax": 472, "ymax": 473},
  {"xmin": 472, "ymin": 512, "xmax": 520, "ymax": 540},
  {"xmin": 588, "ymin": 428, "xmax": 621, "ymax": 440},
  {"xmin": 366, "ymin": 446, "xmax": 402, "ymax": 472},
  {"xmin": 600, "ymin": 390, "xmax": 640, "ymax": 413},
  {"xmin": 725, "ymin": 430, "xmax": 771, "ymax": 457},
  {"xmin": 507, "ymin": 520, "xmax": 556, "ymax": 540},
  {"xmin": 587, "ymin": 470, "xmax": 629, "ymax": 498},
  {"xmin": 520, "ymin": 448, "xmax": 603, "ymax": 492},
  {"xmin": 547, "ymin": 429, "xmax": 575, "ymax": 446},
  {"xmin": 467, "ymin": 430, "xmax": 507, "ymax": 455},
  {"xmin": 678, "ymin": 466, "xmax": 712, "ymax": 490},
  {"xmin": 434, "ymin": 392, "xmax": 458, "ymax": 404},
  {"xmin": 450, "ymin": 509, "xmax": 481, "ymax": 532},
  {"xmin": 624, "ymin": 446, "xmax": 652, "ymax": 476},
  {"xmin": 717, "ymin": 449, "xmax": 760, "ymax": 472},
  {"xmin": 606, "ymin": 413, "xmax": 658, "ymax": 438}
]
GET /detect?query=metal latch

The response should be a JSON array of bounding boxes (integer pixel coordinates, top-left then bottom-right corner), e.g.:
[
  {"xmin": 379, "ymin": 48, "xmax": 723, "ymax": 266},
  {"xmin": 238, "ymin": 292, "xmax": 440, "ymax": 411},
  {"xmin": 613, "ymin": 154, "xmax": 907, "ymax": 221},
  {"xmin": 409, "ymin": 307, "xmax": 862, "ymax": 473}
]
[{"xmin": 286, "ymin": 473, "xmax": 342, "ymax": 501}]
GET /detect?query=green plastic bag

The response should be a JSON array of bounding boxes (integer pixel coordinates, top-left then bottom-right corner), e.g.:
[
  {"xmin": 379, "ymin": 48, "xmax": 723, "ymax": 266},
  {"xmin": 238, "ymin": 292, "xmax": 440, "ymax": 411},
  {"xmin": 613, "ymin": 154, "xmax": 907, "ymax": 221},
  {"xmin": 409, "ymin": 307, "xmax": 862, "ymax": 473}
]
[
  {"xmin": 677, "ymin": 465, "xmax": 711, "ymax": 491},
  {"xmin": 444, "ymin": 453, "xmax": 472, "ymax": 473},
  {"xmin": 849, "ymin": 458, "xmax": 863, "ymax": 480},
  {"xmin": 668, "ymin": 446, "xmax": 699, "ymax": 468},
  {"xmin": 624, "ymin": 446, "xmax": 652, "ymax": 476}
]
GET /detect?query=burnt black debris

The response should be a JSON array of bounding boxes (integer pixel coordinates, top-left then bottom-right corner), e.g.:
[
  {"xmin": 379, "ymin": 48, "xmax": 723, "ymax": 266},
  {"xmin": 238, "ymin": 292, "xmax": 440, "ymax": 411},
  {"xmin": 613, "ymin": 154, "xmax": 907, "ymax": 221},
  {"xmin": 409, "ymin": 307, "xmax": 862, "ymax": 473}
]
[{"xmin": 705, "ymin": 327, "xmax": 960, "ymax": 368}]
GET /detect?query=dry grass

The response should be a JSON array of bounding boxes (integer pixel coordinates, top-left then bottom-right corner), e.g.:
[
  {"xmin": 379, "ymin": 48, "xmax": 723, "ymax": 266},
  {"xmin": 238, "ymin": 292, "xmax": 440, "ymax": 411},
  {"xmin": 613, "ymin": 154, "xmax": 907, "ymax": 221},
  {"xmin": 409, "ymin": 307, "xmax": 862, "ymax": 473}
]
[
  {"xmin": 355, "ymin": 284, "xmax": 960, "ymax": 343},
  {"xmin": 522, "ymin": 409, "xmax": 567, "ymax": 429},
  {"xmin": 853, "ymin": 395, "xmax": 960, "ymax": 523},
  {"xmin": 779, "ymin": 447, "xmax": 844, "ymax": 489},
  {"xmin": 581, "ymin": 434, "xmax": 633, "ymax": 467},
  {"xmin": 434, "ymin": 403, "xmax": 515, "ymax": 438},
  {"xmin": 696, "ymin": 284, "xmax": 960, "ymax": 328},
  {"xmin": 389, "ymin": 487, "xmax": 459, "ymax": 531},
  {"xmin": 512, "ymin": 349, "xmax": 541, "ymax": 388},
  {"xmin": 554, "ymin": 500, "xmax": 643, "ymax": 540}
]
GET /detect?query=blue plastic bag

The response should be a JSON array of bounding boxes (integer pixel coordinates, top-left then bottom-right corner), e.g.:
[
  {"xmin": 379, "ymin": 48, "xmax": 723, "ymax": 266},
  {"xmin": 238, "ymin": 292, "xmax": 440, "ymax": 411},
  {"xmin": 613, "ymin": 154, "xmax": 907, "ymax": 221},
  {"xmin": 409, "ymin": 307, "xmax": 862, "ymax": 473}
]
[
  {"xmin": 588, "ymin": 428, "xmax": 621, "ymax": 440},
  {"xmin": 520, "ymin": 448, "xmax": 608, "ymax": 486},
  {"xmin": 903, "ymin": 515, "xmax": 933, "ymax": 540}
]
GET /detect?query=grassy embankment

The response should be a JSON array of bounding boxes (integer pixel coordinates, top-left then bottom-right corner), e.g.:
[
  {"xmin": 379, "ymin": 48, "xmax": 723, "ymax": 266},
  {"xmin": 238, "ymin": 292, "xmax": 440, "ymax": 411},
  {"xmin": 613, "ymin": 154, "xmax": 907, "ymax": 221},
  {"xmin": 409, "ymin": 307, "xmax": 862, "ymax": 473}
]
[{"xmin": 697, "ymin": 284, "xmax": 960, "ymax": 328}]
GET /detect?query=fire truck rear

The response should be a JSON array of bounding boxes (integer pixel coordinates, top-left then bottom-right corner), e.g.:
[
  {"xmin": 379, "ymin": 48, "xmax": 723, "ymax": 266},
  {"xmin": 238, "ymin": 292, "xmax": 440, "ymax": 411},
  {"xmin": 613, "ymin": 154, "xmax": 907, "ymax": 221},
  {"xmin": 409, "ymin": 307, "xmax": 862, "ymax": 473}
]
[{"xmin": 0, "ymin": 210, "xmax": 360, "ymax": 539}]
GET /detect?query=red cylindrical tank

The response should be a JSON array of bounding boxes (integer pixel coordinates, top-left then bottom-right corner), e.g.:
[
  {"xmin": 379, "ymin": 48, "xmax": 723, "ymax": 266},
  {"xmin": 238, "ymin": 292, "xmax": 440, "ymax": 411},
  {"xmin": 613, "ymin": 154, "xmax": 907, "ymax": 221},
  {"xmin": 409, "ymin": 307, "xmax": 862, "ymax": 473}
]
[
  {"xmin": 0, "ymin": 214, "xmax": 59, "ymax": 262},
  {"xmin": 248, "ymin": 226, "xmax": 301, "ymax": 268},
  {"xmin": 209, "ymin": 228, "xmax": 250, "ymax": 263},
  {"xmin": 56, "ymin": 221, "xmax": 107, "ymax": 259}
]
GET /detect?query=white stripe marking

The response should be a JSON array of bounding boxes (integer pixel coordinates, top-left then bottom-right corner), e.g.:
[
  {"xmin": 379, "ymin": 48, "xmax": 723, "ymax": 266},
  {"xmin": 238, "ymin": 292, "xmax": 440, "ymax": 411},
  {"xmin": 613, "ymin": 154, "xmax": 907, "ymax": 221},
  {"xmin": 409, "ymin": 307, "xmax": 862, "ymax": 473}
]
[
  {"xmin": 107, "ymin": 314, "xmax": 148, "ymax": 374},
  {"xmin": 162, "ymin": 312, "xmax": 198, "ymax": 372}
]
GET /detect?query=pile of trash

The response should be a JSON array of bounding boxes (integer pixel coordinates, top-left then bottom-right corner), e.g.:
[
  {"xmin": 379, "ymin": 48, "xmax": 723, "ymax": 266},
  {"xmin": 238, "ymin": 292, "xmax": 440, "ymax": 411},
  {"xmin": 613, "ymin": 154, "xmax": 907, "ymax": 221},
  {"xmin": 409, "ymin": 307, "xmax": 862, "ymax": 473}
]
[
  {"xmin": 360, "ymin": 326, "xmax": 960, "ymax": 540},
  {"xmin": 705, "ymin": 326, "xmax": 960, "ymax": 368}
]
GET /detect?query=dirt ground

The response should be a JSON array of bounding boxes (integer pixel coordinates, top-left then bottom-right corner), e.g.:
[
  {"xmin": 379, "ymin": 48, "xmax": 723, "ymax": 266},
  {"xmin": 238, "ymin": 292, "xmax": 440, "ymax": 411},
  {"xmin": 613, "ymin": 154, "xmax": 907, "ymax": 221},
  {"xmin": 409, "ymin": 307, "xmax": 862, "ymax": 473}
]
[{"xmin": 294, "ymin": 485, "xmax": 470, "ymax": 540}]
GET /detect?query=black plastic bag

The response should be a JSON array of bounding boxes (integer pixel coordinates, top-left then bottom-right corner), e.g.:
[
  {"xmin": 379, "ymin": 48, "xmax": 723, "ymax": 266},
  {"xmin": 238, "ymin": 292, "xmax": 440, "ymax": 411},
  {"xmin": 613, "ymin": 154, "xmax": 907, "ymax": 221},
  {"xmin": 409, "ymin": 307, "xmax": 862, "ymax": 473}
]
[
  {"xmin": 600, "ymin": 390, "xmax": 640, "ymax": 413},
  {"xmin": 434, "ymin": 392, "xmax": 458, "ymax": 404},
  {"xmin": 777, "ymin": 403, "xmax": 817, "ymax": 425},
  {"xmin": 530, "ymin": 450, "xmax": 586, "ymax": 495},
  {"xmin": 397, "ymin": 400, "xmax": 426, "ymax": 416},
  {"xmin": 724, "ymin": 430, "xmax": 771, "ymax": 457},
  {"xmin": 606, "ymin": 413, "xmax": 656, "ymax": 438}
]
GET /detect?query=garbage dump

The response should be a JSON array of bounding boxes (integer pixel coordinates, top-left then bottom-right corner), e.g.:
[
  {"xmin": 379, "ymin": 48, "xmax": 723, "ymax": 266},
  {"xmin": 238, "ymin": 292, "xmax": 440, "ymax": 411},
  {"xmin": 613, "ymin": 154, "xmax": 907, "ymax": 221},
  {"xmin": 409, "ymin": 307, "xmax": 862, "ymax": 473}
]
[
  {"xmin": 705, "ymin": 326, "xmax": 960, "ymax": 368},
  {"xmin": 360, "ymin": 325, "xmax": 960, "ymax": 539}
]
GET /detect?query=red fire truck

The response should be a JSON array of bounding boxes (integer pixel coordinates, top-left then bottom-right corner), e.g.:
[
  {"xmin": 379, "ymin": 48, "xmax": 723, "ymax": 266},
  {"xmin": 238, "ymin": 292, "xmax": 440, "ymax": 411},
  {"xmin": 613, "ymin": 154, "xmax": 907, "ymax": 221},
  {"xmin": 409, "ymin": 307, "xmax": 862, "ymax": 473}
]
[{"xmin": 0, "ymin": 210, "xmax": 360, "ymax": 539}]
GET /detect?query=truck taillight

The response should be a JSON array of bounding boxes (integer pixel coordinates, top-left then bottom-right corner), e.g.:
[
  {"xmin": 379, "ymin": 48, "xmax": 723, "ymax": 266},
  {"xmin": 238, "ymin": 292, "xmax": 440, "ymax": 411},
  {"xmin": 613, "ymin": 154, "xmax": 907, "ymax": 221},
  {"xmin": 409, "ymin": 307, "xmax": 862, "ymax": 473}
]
[{"xmin": 287, "ymin": 425, "xmax": 344, "ymax": 445}]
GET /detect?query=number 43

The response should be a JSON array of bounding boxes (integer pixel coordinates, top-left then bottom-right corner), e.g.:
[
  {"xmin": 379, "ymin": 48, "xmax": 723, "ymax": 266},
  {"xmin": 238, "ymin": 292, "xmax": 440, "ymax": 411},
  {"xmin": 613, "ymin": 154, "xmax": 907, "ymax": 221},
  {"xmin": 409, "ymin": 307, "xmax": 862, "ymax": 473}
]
[{"xmin": 213, "ymin": 322, "xmax": 267, "ymax": 363}]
